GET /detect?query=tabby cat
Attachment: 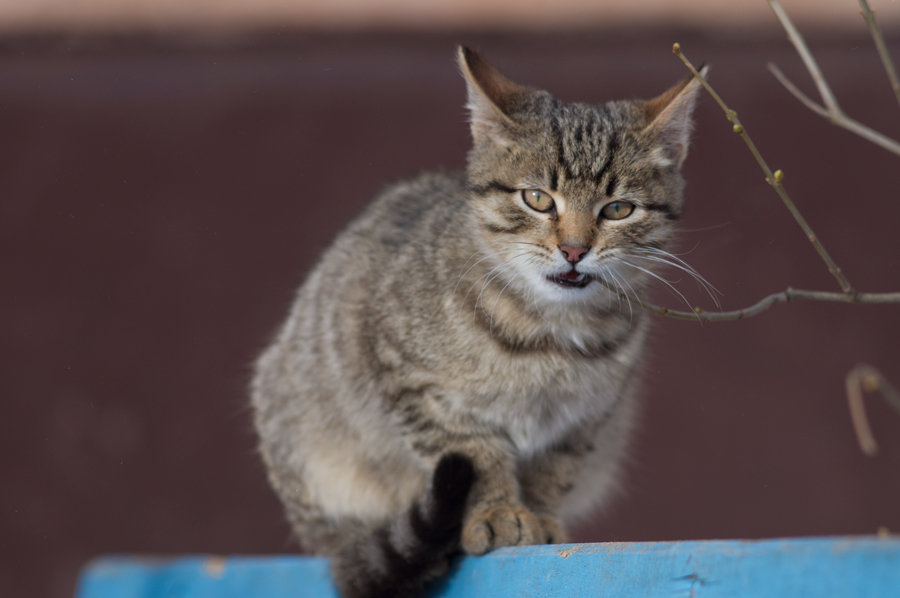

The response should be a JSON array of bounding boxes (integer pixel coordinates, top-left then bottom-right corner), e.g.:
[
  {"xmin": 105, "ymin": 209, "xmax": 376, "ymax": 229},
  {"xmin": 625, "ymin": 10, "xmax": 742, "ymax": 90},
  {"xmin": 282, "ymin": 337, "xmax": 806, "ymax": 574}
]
[{"xmin": 252, "ymin": 46, "xmax": 703, "ymax": 597}]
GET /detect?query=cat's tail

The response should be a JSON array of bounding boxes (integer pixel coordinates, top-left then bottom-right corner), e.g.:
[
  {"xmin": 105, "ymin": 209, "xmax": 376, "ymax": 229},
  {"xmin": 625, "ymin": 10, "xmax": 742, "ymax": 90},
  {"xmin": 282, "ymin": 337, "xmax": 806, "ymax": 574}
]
[{"xmin": 332, "ymin": 453, "xmax": 476, "ymax": 598}]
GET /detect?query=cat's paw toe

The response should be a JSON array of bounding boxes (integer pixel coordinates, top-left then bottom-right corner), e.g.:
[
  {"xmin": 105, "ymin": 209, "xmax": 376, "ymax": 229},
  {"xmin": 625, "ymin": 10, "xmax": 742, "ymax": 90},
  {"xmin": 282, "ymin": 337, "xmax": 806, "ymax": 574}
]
[
  {"xmin": 461, "ymin": 504, "xmax": 543, "ymax": 555},
  {"xmin": 536, "ymin": 514, "xmax": 568, "ymax": 544}
]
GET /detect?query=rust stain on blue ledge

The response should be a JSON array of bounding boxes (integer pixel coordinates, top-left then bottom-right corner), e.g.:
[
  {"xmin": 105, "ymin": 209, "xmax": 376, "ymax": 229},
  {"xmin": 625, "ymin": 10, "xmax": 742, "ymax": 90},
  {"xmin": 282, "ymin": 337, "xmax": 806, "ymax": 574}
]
[{"xmin": 203, "ymin": 557, "xmax": 226, "ymax": 578}]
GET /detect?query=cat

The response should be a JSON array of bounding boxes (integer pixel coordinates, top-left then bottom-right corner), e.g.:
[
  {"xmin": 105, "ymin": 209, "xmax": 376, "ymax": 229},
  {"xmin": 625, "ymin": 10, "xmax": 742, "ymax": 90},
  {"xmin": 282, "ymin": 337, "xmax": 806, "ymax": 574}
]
[{"xmin": 251, "ymin": 46, "xmax": 703, "ymax": 598}]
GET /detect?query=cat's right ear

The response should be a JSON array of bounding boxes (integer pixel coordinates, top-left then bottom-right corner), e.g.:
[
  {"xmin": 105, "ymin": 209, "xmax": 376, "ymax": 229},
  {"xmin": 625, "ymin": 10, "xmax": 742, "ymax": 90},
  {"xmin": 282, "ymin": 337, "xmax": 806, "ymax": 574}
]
[
  {"xmin": 457, "ymin": 46, "xmax": 525, "ymax": 145},
  {"xmin": 640, "ymin": 66, "xmax": 708, "ymax": 168}
]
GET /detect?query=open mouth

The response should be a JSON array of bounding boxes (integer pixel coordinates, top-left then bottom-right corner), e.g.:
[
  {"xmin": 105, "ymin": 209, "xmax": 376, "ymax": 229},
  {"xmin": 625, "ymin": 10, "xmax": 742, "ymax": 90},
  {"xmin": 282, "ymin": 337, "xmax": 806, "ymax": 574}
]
[{"xmin": 548, "ymin": 269, "xmax": 591, "ymax": 289}]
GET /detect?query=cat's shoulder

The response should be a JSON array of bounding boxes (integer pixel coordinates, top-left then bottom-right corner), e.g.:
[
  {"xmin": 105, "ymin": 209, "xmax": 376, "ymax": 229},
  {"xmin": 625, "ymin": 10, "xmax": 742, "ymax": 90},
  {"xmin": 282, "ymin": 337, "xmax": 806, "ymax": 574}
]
[
  {"xmin": 374, "ymin": 170, "xmax": 468, "ymax": 207},
  {"xmin": 357, "ymin": 170, "xmax": 468, "ymax": 235}
]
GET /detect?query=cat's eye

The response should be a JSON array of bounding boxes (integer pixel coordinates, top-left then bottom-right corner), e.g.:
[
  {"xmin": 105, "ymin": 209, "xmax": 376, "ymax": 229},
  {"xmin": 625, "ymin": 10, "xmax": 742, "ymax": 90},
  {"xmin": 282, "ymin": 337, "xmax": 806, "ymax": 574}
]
[
  {"xmin": 521, "ymin": 189, "xmax": 555, "ymax": 213},
  {"xmin": 600, "ymin": 201, "xmax": 635, "ymax": 221}
]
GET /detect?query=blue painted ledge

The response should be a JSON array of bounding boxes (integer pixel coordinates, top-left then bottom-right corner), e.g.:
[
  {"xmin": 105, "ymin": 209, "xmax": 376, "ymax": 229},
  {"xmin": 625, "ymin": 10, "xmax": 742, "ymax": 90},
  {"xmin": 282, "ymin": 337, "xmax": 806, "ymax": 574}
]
[{"xmin": 77, "ymin": 536, "xmax": 900, "ymax": 598}]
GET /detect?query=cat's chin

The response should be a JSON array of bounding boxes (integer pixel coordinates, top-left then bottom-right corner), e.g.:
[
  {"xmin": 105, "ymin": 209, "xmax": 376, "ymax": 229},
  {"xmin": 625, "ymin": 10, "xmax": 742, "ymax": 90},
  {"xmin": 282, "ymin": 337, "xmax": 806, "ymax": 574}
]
[{"xmin": 547, "ymin": 270, "xmax": 591, "ymax": 289}]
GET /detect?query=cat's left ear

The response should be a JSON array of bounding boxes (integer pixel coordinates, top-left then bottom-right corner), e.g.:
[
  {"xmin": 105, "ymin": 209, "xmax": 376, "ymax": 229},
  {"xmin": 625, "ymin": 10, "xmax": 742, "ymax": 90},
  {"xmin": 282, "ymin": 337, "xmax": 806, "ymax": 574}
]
[
  {"xmin": 641, "ymin": 67, "xmax": 707, "ymax": 168},
  {"xmin": 457, "ymin": 46, "xmax": 527, "ymax": 145}
]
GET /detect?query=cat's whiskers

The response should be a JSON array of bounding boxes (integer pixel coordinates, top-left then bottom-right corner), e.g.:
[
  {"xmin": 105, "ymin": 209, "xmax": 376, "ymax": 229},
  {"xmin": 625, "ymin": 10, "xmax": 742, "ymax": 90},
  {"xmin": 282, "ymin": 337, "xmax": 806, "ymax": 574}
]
[
  {"xmin": 457, "ymin": 248, "xmax": 487, "ymax": 273},
  {"xmin": 595, "ymin": 264, "xmax": 620, "ymax": 313},
  {"xmin": 490, "ymin": 276, "xmax": 518, "ymax": 334},
  {"xmin": 598, "ymin": 263, "xmax": 636, "ymax": 322},
  {"xmin": 612, "ymin": 267, "xmax": 640, "ymax": 323},
  {"xmin": 487, "ymin": 252, "xmax": 538, "ymax": 335},
  {"xmin": 452, "ymin": 250, "xmax": 495, "ymax": 296},
  {"xmin": 469, "ymin": 250, "xmax": 531, "ymax": 326},
  {"xmin": 631, "ymin": 246, "xmax": 720, "ymax": 307},
  {"xmin": 461, "ymin": 254, "xmax": 512, "ymax": 303},
  {"xmin": 475, "ymin": 265, "xmax": 516, "ymax": 331},
  {"xmin": 598, "ymin": 265, "xmax": 617, "ymax": 312},
  {"xmin": 522, "ymin": 274, "xmax": 552, "ymax": 326},
  {"xmin": 616, "ymin": 257, "xmax": 700, "ymax": 320}
]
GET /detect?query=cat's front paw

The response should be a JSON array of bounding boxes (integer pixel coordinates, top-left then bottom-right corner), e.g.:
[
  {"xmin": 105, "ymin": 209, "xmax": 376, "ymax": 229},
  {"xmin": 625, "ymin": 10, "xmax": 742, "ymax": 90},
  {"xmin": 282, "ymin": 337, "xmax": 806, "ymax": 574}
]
[{"xmin": 461, "ymin": 504, "xmax": 544, "ymax": 555}]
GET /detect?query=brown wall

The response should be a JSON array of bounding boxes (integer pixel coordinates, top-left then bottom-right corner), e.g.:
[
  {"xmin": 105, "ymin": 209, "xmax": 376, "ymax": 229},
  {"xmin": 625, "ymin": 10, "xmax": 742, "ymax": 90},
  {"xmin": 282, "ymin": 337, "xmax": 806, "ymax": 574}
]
[{"xmin": 2, "ymin": 29, "xmax": 900, "ymax": 597}]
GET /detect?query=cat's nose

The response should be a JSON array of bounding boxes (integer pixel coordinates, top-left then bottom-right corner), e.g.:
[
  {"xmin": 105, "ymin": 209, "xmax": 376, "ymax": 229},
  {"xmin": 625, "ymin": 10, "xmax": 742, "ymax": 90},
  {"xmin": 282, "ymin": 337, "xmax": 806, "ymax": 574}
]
[{"xmin": 559, "ymin": 244, "xmax": 589, "ymax": 264}]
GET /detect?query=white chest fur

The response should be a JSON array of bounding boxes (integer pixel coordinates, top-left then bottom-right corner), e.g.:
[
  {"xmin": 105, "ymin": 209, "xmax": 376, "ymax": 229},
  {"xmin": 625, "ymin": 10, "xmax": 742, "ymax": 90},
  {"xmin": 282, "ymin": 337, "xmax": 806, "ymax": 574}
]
[{"xmin": 452, "ymin": 354, "xmax": 627, "ymax": 458}]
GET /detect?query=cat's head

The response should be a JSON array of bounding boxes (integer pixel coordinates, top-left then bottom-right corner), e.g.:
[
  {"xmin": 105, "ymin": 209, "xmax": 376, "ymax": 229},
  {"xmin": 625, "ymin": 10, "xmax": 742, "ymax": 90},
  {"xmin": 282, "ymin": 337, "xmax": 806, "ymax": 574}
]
[{"xmin": 458, "ymin": 46, "xmax": 703, "ymax": 308}]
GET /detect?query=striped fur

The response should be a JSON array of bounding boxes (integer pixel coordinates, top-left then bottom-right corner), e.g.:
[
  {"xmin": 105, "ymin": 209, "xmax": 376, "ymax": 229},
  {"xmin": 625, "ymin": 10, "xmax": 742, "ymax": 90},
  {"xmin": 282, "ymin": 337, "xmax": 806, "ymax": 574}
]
[{"xmin": 251, "ymin": 46, "xmax": 702, "ymax": 597}]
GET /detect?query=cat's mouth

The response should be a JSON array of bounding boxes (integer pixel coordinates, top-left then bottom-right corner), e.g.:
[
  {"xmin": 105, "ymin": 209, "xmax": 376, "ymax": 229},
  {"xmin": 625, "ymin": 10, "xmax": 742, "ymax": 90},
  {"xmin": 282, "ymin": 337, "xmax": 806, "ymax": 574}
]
[{"xmin": 548, "ymin": 269, "xmax": 591, "ymax": 289}]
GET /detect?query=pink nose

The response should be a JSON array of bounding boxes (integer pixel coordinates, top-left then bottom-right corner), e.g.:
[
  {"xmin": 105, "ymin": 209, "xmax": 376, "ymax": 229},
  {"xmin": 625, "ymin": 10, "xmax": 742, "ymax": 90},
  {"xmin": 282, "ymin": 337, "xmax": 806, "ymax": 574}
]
[{"xmin": 559, "ymin": 244, "xmax": 589, "ymax": 263}]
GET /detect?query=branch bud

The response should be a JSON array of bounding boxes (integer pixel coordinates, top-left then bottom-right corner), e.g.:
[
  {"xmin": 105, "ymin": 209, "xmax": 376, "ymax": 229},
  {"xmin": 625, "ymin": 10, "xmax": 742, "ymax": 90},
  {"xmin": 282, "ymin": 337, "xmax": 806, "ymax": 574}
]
[
  {"xmin": 774, "ymin": 169, "xmax": 785, "ymax": 183},
  {"xmin": 732, "ymin": 124, "xmax": 744, "ymax": 134}
]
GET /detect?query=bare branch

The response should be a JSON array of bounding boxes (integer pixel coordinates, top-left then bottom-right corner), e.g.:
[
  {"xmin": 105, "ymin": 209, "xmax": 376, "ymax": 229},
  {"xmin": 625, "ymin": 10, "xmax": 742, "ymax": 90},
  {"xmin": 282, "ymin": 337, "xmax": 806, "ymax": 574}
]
[
  {"xmin": 822, "ymin": 113, "xmax": 900, "ymax": 157},
  {"xmin": 766, "ymin": 0, "xmax": 900, "ymax": 157},
  {"xmin": 845, "ymin": 365, "xmax": 900, "ymax": 456},
  {"xmin": 673, "ymin": 43, "xmax": 854, "ymax": 294},
  {"xmin": 770, "ymin": 60, "xmax": 900, "ymax": 155},
  {"xmin": 766, "ymin": 62, "xmax": 830, "ymax": 119},
  {"xmin": 639, "ymin": 288, "xmax": 900, "ymax": 323},
  {"xmin": 768, "ymin": 0, "xmax": 842, "ymax": 113},
  {"xmin": 859, "ymin": 0, "xmax": 900, "ymax": 110},
  {"xmin": 674, "ymin": 11, "xmax": 900, "ymax": 460},
  {"xmin": 645, "ymin": 45, "xmax": 900, "ymax": 323}
]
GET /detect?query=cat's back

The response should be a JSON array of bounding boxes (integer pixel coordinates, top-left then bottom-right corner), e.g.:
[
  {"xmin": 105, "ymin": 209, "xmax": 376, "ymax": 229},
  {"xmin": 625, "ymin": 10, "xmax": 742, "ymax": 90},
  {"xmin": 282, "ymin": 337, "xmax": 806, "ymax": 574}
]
[
  {"xmin": 254, "ymin": 170, "xmax": 470, "ymax": 400},
  {"xmin": 295, "ymin": 169, "xmax": 473, "ymax": 341}
]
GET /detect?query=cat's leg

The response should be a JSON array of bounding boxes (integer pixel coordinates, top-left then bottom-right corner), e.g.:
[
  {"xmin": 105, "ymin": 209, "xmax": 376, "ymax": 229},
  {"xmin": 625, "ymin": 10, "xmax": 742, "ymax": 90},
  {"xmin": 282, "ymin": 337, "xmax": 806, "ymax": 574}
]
[
  {"xmin": 516, "ymin": 438, "xmax": 592, "ymax": 545},
  {"xmin": 395, "ymin": 396, "xmax": 547, "ymax": 555},
  {"xmin": 457, "ymin": 443, "xmax": 547, "ymax": 555},
  {"xmin": 518, "ymin": 400, "xmax": 636, "ymax": 545}
]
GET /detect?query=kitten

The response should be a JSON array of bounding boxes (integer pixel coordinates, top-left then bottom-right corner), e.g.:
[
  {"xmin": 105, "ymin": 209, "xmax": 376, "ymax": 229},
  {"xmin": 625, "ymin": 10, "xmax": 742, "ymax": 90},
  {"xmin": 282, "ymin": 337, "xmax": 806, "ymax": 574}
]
[{"xmin": 251, "ymin": 46, "xmax": 702, "ymax": 597}]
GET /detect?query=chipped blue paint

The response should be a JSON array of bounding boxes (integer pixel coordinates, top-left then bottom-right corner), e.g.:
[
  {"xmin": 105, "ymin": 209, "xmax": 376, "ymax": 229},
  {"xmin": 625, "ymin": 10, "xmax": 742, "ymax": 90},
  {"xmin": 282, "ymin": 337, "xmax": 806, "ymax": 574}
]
[{"xmin": 76, "ymin": 536, "xmax": 900, "ymax": 598}]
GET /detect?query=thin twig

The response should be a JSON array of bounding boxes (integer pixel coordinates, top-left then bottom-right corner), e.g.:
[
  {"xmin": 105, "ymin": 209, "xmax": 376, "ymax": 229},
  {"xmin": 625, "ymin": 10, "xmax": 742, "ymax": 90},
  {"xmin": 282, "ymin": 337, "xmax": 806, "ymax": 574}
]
[
  {"xmin": 766, "ymin": 0, "xmax": 900, "ymax": 157},
  {"xmin": 673, "ymin": 43, "xmax": 854, "ymax": 294},
  {"xmin": 639, "ymin": 288, "xmax": 900, "ymax": 322},
  {"xmin": 845, "ymin": 365, "xmax": 900, "ymax": 456},
  {"xmin": 769, "ymin": 63, "xmax": 900, "ymax": 156},
  {"xmin": 768, "ymin": 0, "xmax": 841, "ymax": 113},
  {"xmin": 859, "ymin": 0, "xmax": 900, "ymax": 110},
  {"xmin": 767, "ymin": 63, "xmax": 831, "ymax": 119}
]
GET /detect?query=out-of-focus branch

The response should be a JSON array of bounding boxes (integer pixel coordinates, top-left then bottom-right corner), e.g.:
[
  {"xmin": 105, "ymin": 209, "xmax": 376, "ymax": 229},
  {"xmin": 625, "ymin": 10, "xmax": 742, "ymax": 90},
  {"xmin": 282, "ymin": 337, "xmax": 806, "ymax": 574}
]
[
  {"xmin": 858, "ymin": 0, "xmax": 900, "ymax": 110},
  {"xmin": 846, "ymin": 365, "xmax": 900, "ymax": 456},
  {"xmin": 768, "ymin": 0, "xmax": 840, "ymax": 113},
  {"xmin": 767, "ymin": 64, "xmax": 900, "ymax": 157},
  {"xmin": 766, "ymin": 0, "xmax": 900, "ymax": 157}
]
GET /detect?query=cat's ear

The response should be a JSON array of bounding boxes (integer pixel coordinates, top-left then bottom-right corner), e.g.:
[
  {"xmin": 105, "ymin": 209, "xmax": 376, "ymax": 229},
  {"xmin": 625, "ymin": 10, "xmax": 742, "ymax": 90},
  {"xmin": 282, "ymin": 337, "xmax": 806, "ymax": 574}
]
[
  {"xmin": 457, "ymin": 46, "xmax": 526, "ymax": 145},
  {"xmin": 641, "ymin": 67, "xmax": 707, "ymax": 168}
]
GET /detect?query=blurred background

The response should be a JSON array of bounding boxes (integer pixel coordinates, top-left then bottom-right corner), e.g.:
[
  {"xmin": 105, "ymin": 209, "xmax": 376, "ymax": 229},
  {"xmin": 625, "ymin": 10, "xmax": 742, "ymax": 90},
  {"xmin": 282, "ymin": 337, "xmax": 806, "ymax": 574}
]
[{"xmin": 2, "ymin": 1, "xmax": 900, "ymax": 596}]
